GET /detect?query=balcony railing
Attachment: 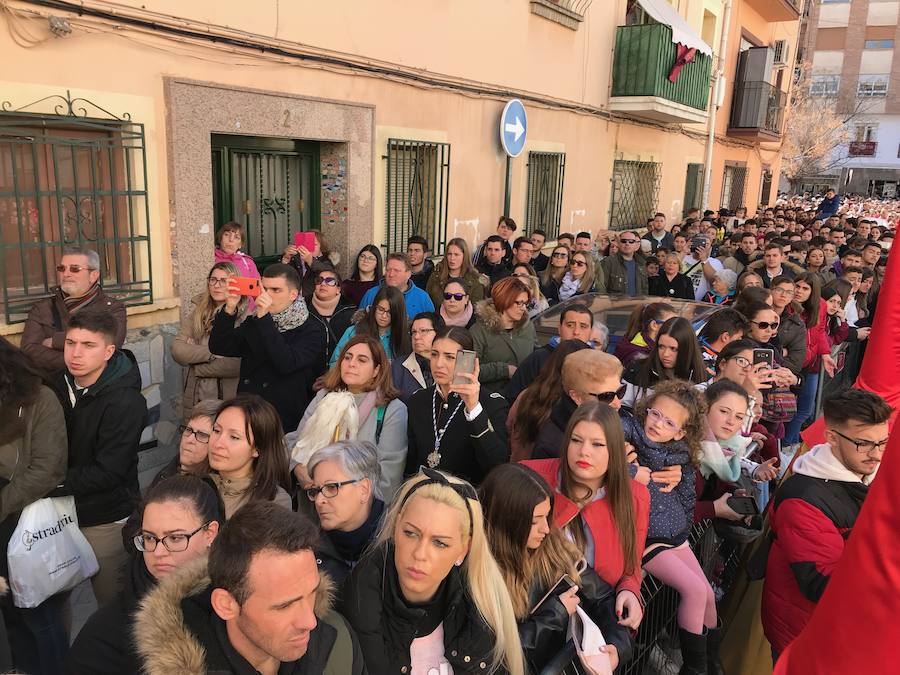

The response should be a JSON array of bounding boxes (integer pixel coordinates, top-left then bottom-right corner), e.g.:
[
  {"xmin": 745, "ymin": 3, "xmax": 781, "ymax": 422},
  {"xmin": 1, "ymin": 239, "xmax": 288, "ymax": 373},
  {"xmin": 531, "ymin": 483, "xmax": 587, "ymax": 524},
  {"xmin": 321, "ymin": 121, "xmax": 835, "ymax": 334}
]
[
  {"xmin": 610, "ymin": 24, "xmax": 712, "ymax": 116},
  {"xmin": 729, "ymin": 81, "xmax": 785, "ymax": 138},
  {"xmin": 849, "ymin": 141, "xmax": 878, "ymax": 156}
]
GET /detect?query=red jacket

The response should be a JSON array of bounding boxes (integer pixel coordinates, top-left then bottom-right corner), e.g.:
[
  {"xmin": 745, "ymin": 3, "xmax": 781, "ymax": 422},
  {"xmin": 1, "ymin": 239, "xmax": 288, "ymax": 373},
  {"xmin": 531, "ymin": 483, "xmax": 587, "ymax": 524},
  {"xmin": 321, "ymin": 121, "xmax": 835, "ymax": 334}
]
[
  {"xmin": 801, "ymin": 300, "xmax": 831, "ymax": 372},
  {"xmin": 522, "ymin": 458, "xmax": 650, "ymax": 598},
  {"xmin": 761, "ymin": 443, "xmax": 871, "ymax": 653}
]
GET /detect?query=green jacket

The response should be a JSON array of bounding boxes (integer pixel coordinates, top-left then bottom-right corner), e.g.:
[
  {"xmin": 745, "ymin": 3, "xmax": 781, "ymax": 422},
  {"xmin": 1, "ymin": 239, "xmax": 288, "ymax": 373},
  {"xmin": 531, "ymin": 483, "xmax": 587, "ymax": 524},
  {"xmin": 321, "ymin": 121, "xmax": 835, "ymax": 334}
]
[
  {"xmin": 470, "ymin": 300, "xmax": 539, "ymax": 395},
  {"xmin": 596, "ymin": 253, "xmax": 648, "ymax": 296}
]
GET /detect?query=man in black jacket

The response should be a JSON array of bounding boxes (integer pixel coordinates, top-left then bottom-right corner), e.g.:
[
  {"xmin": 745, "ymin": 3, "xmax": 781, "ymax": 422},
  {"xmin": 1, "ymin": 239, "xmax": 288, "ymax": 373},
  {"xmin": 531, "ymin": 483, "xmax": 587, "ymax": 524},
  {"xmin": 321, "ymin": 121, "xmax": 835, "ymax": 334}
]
[
  {"xmin": 503, "ymin": 303, "xmax": 595, "ymax": 401},
  {"xmin": 53, "ymin": 310, "xmax": 147, "ymax": 607},
  {"xmin": 210, "ymin": 263, "xmax": 325, "ymax": 432},
  {"xmin": 476, "ymin": 235, "xmax": 512, "ymax": 292},
  {"xmin": 133, "ymin": 502, "xmax": 366, "ymax": 674},
  {"xmin": 407, "ymin": 235, "xmax": 434, "ymax": 290}
]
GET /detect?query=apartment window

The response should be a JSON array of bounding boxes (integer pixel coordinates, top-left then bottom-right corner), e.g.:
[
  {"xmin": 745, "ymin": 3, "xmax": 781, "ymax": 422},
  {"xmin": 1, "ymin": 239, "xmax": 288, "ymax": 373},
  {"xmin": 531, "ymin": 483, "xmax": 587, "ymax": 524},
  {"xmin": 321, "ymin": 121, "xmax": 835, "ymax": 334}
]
[
  {"xmin": 857, "ymin": 74, "xmax": 889, "ymax": 97},
  {"xmin": 855, "ymin": 124, "xmax": 878, "ymax": 142},
  {"xmin": 721, "ymin": 164, "xmax": 748, "ymax": 211},
  {"xmin": 608, "ymin": 160, "xmax": 661, "ymax": 231},
  {"xmin": 810, "ymin": 75, "xmax": 840, "ymax": 96},
  {"xmin": 524, "ymin": 152, "xmax": 565, "ymax": 240},
  {"xmin": 864, "ymin": 39, "xmax": 894, "ymax": 50},
  {"xmin": 0, "ymin": 101, "xmax": 153, "ymax": 324},
  {"xmin": 385, "ymin": 139, "xmax": 451, "ymax": 256}
]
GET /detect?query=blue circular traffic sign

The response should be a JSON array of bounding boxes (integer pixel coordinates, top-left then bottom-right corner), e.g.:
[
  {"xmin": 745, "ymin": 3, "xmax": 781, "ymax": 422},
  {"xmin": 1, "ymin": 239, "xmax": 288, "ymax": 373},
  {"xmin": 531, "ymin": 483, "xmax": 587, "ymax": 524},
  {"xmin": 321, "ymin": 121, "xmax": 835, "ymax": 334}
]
[{"xmin": 500, "ymin": 99, "xmax": 527, "ymax": 158}]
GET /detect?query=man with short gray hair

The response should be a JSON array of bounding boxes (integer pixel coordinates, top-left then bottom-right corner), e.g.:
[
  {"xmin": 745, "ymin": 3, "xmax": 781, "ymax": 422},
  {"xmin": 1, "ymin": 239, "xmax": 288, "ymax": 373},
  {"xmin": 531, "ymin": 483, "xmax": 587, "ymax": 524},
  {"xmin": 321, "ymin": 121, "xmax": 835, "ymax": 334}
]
[{"xmin": 21, "ymin": 246, "xmax": 126, "ymax": 373}]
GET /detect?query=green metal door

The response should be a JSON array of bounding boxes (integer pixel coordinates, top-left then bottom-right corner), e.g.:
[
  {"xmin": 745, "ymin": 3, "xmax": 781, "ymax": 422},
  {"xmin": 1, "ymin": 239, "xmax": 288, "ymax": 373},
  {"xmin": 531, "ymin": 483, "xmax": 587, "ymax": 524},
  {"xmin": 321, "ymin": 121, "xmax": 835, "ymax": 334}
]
[{"xmin": 211, "ymin": 135, "xmax": 319, "ymax": 269}]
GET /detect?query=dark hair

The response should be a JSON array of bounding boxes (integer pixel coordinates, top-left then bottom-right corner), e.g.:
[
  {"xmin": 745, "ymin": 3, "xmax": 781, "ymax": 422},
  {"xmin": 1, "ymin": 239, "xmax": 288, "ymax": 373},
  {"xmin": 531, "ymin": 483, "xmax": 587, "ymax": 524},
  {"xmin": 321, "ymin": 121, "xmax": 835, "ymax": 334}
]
[
  {"xmin": 764, "ymin": 241, "xmax": 783, "ymax": 252},
  {"xmin": 498, "ymin": 216, "xmax": 518, "ymax": 232},
  {"xmin": 350, "ymin": 245, "xmax": 383, "ymax": 281},
  {"xmin": 823, "ymin": 389, "xmax": 892, "ymax": 427},
  {"xmin": 733, "ymin": 286, "xmax": 772, "ymax": 317},
  {"xmin": 215, "ymin": 221, "xmax": 244, "ymax": 248},
  {"xmin": 411, "ymin": 311, "xmax": 445, "ymax": 332},
  {"xmin": 311, "ymin": 260, "xmax": 342, "ymax": 285},
  {"xmin": 214, "ymin": 395, "xmax": 291, "ymax": 502},
  {"xmin": 636, "ymin": 317, "xmax": 706, "ymax": 387},
  {"xmin": 208, "ymin": 502, "xmax": 319, "ymax": 605},
  {"xmin": 407, "ymin": 235, "xmax": 429, "ymax": 251},
  {"xmin": 576, "ymin": 231, "xmax": 591, "ymax": 240},
  {"xmin": 705, "ymin": 378, "xmax": 750, "ymax": 407},
  {"xmin": 714, "ymin": 338, "xmax": 756, "ymax": 372},
  {"xmin": 532, "ymin": 228, "xmax": 547, "ymax": 239},
  {"xmin": 842, "ymin": 266, "xmax": 864, "ymax": 278},
  {"xmin": 262, "ymin": 263, "xmax": 301, "ymax": 293},
  {"xmin": 513, "ymin": 236, "xmax": 532, "ymax": 250},
  {"xmin": 794, "ymin": 272, "xmax": 822, "ymax": 329},
  {"xmin": 433, "ymin": 325, "xmax": 474, "ymax": 351},
  {"xmin": 511, "ymin": 262, "xmax": 538, "ymax": 277},
  {"xmin": 324, "ymin": 334, "xmax": 401, "ymax": 406},
  {"xmin": 822, "ymin": 278, "xmax": 852, "ymax": 306},
  {"xmin": 357, "ymin": 285, "xmax": 410, "ymax": 357},
  {"xmin": 636, "ymin": 380, "xmax": 706, "ymax": 465},
  {"xmin": 560, "ymin": 303, "xmax": 594, "ymax": 327},
  {"xmin": 0, "ymin": 337, "xmax": 44, "ymax": 444},
  {"xmin": 740, "ymin": 300, "xmax": 776, "ymax": 325},
  {"xmin": 142, "ymin": 474, "xmax": 225, "ymax": 529},
  {"xmin": 486, "ymin": 235, "xmax": 505, "ymax": 247},
  {"xmin": 699, "ymin": 308, "xmax": 749, "ymax": 344},
  {"xmin": 515, "ymin": 339, "xmax": 592, "ymax": 446},
  {"xmin": 558, "ymin": 232, "xmax": 574, "ymax": 243},
  {"xmin": 67, "ymin": 310, "xmax": 118, "ymax": 344},
  {"xmin": 622, "ymin": 302, "xmax": 675, "ymax": 344}
]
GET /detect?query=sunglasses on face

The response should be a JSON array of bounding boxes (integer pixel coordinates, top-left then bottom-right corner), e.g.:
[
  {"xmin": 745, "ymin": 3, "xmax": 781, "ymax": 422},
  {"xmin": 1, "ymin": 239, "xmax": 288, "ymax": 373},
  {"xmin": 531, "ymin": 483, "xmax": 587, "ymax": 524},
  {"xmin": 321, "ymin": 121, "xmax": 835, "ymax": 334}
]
[
  {"xmin": 552, "ymin": 252, "xmax": 569, "ymax": 259},
  {"xmin": 588, "ymin": 384, "xmax": 627, "ymax": 404},
  {"xmin": 619, "ymin": 239, "xmax": 639, "ymax": 245},
  {"xmin": 752, "ymin": 320, "xmax": 779, "ymax": 330},
  {"xmin": 315, "ymin": 277, "xmax": 339, "ymax": 286},
  {"xmin": 571, "ymin": 260, "xmax": 587, "ymax": 267},
  {"xmin": 444, "ymin": 292, "xmax": 466, "ymax": 301},
  {"xmin": 56, "ymin": 264, "xmax": 94, "ymax": 274}
]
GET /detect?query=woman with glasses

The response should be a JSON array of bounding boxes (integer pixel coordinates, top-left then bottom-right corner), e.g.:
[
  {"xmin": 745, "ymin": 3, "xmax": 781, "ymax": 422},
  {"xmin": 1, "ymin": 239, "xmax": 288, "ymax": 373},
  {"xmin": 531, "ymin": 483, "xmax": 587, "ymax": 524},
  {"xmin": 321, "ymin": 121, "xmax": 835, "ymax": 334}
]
[
  {"xmin": 307, "ymin": 262, "xmax": 357, "ymax": 376},
  {"xmin": 171, "ymin": 262, "xmax": 244, "ymax": 419},
  {"xmin": 340, "ymin": 469, "xmax": 525, "ymax": 675},
  {"xmin": 290, "ymin": 335, "xmax": 407, "ymax": 501},
  {"xmin": 208, "ymin": 395, "xmax": 292, "ymax": 518},
  {"xmin": 470, "ymin": 276, "xmax": 538, "ymax": 396},
  {"xmin": 511, "ymin": 263, "xmax": 549, "ymax": 318},
  {"xmin": 306, "ymin": 441, "xmax": 384, "ymax": 584},
  {"xmin": 151, "ymin": 399, "xmax": 221, "ymax": 485},
  {"xmin": 615, "ymin": 302, "xmax": 677, "ymax": 367},
  {"xmin": 523, "ymin": 402, "xmax": 649, "ymax": 635},
  {"xmin": 769, "ymin": 276, "xmax": 808, "ymax": 377},
  {"xmin": 558, "ymin": 250, "xmax": 596, "ymax": 302},
  {"xmin": 392, "ymin": 311, "xmax": 444, "ymax": 401},
  {"xmin": 539, "ymin": 245, "xmax": 570, "ymax": 305},
  {"xmin": 67, "ymin": 474, "xmax": 224, "ymax": 675},
  {"xmin": 426, "ymin": 237, "xmax": 486, "ymax": 309},
  {"xmin": 405, "ymin": 327, "xmax": 509, "ymax": 485},
  {"xmin": 438, "ymin": 277, "xmax": 477, "ymax": 328},
  {"xmin": 342, "ymin": 245, "xmax": 383, "ymax": 307},
  {"xmin": 330, "ymin": 285, "xmax": 410, "ymax": 367}
]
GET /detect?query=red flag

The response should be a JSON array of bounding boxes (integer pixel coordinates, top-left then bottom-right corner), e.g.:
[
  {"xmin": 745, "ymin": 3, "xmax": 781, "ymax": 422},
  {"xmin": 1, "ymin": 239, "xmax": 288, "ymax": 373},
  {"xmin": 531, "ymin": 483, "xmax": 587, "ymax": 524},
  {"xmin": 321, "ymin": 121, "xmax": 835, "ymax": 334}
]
[{"xmin": 668, "ymin": 43, "xmax": 697, "ymax": 83}]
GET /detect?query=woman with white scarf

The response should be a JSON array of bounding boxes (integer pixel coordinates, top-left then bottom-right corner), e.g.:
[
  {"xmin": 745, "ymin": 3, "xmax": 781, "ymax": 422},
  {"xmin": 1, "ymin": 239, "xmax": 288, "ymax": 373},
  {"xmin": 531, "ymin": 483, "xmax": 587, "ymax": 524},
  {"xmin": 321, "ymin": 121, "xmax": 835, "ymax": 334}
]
[{"xmin": 287, "ymin": 334, "xmax": 408, "ymax": 502}]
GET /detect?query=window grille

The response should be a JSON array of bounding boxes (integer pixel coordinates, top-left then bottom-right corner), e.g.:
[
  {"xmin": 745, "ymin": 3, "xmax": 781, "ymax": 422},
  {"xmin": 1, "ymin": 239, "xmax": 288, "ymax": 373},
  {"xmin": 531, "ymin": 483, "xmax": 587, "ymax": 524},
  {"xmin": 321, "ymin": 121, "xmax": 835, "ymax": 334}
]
[
  {"xmin": 760, "ymin": 167, "xmax": 773, "ymax": 207},
  {"xmin": 525, "ymin": 152, "xmax": 565, "ymax": 240},
  {"xmin": 857, "ymin": 75, "xmax": 889, "ymax": 98},
  {"xmin": 609, "ymin": 160, "xmax": 661, "ymax": 231},
  {"xmin": 683, "ymin": 164, "xmax": 704, "ymax": 217},
  {"xmin": 385, "ymin": 139, "xmax": 450, "ymax": 255},
  {"xmin": 0, "ymin": 92, "xmax": 152, "ymax": 323},
  {"xmin": 809, "ymin": 75, "xmax": 840, "ymax": 96},
  {"xmin": 721, "ymin": 164, "xmax": 748, "ymax": 211}
]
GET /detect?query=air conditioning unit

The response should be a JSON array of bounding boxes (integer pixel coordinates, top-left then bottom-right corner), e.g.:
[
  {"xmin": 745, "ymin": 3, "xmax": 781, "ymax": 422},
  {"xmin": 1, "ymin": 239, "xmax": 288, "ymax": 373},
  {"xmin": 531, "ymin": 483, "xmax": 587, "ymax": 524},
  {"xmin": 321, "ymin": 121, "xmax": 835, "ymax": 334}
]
[{"xmin": 773, "ymin": 40, "xmax": 790, "ymax": 68}]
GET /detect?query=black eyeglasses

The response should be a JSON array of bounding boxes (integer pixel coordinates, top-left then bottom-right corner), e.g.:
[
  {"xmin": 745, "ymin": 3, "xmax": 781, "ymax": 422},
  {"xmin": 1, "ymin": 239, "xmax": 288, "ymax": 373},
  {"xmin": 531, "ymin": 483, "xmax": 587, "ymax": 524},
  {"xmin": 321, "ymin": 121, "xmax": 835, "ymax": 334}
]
[
  {"xmin": 315, "ymin": 276, "xmax": 339, "ymax": 286},
  {"xmin": 134, "ymin": 521, "xmax": 211, "ymax": 553},
  {"xmin": 178, "ymin": 424, "xmax": 211, "ymax": 443},
  {"xmin": 587, "ymin": 384, "xmax": 627, "ymax": 404},
  {"xmin": 306, "ymin": 478, "xmax": 362, "ymax": 500},
  {"xmin": 571, "ymin": 260, "xmax": 587, "ymax": 267},
  {"xmin": 751, "ymin": 320, "xmax": 780, "ymax": 330},
  {"xmin": 444, "ymin": 292, "xmax": 466, "ymax": 301},
  {"xmin": 619, "ymin": 239, "xmax": 639, "ymax": 245},
  {"xmin": 831, "ymin": 429, "xmax": 889, "ymax": 454},
  {"xmin": 552, "ymin": 252, "xmax": 569, "ymax": 259}
]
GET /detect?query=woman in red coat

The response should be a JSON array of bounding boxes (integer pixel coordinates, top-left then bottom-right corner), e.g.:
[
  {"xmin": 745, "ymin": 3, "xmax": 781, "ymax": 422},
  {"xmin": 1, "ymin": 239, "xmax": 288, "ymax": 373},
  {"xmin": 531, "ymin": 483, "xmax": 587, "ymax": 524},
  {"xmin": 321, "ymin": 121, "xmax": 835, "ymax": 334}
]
[{"xmin": 523, "ymin": 401, "xmax": 650, "ymax": 630}]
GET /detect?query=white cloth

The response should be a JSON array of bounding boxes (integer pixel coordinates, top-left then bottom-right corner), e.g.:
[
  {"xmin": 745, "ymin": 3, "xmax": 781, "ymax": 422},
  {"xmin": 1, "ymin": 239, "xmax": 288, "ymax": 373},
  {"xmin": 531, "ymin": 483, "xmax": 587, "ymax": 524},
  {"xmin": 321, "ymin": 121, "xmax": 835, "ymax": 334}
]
[
  {"xmin": 637, "ymin": 0, "xmax": 713, "ymax": 55},
  {"xmin": 844, "ymin": 297, "xmax": 859, "ymax": 328},
  {"xmin": 793, "ymin": 442, "xmax": 879, "ymax": 485},
  {"xmin": 681, "ymin": 255, "xmax": 723, "ymax": 301}
]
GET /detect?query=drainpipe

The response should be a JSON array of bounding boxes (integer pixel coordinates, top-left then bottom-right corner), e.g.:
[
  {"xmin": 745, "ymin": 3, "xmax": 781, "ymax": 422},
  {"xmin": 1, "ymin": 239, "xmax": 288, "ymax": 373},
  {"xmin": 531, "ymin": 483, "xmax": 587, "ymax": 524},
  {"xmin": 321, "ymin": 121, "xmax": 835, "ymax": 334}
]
[{"xmin": 701, "ymin": 0, "xmax": 733, "ymax": 211}]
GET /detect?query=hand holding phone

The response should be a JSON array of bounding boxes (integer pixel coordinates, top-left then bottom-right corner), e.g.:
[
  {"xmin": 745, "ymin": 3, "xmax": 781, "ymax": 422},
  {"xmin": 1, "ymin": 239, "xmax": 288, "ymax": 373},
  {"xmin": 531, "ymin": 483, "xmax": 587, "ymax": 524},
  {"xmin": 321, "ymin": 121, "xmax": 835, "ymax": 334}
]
[
  {"xmin": 231, "ymin": 276, "xmax": 262, "ymax": 298},
  {"xmin": 726, "ymin": 495, "xmax": 760, "ymax": 516},
  {"xmin": 450, "ymin": 350, "xmax": 480, "ymax": 414},
  {"xmin": 753, "ymin": 348, "xmax": 775, "ymax": 370},
  {"xmin": 452, "ymin": 350, "xmax": 477, "ymax": 385}
]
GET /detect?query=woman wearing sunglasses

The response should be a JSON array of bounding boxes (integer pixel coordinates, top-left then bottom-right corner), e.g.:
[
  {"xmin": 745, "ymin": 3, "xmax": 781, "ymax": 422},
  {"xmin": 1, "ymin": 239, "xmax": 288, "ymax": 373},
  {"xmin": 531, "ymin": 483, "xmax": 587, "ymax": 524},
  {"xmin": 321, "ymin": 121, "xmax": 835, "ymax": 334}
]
[
  {"xmin": 426, "ymin": 237, "xmax": 485, "ymax": 309},
  {"xmin": 307, "ymin": 262, "xmax": 357, "ymax": 374},
  {"xmin": 171, "ymin": 262, "xmax": 244, "ymax": 420},
  {"xmin": 306, "ymin": 441, "xmax": 384, "ymax": 585},
  {"xmin": 67, "ymin": 475, "xmax": 224, "ymax": 675},
  {"xmin": 439, "ymin": 277, "xmax": 477, "ymax": 328},
  {"xmin": 539, "ymin": 245, "xmax": 570, "ymax": 305},
  {"xmin": 511, "ymin": 263, "xmax": 550, "ymax": 318},
  {"xmin": 470, "ymin": 277, "xmax": 538, "ymax": 395},
  {"xmin": 558, "ymin": 251, "xmax": 596, "ymax": 302}
]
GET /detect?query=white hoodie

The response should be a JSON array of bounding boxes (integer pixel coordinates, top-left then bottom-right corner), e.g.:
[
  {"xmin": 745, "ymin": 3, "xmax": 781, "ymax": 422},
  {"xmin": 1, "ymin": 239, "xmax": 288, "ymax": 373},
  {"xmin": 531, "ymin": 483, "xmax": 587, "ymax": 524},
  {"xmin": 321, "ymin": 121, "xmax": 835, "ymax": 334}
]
[{"xmin": 792, "ymin": 442, "xmax": 878, "ymax": 486}]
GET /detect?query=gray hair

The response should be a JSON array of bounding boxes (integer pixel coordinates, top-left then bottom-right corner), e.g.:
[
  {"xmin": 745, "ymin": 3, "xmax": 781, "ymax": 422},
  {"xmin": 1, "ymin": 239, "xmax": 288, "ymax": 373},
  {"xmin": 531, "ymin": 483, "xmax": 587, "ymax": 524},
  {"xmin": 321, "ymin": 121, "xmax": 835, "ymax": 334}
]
[
  {"xmin": 592, "ymin": 322, "xmax": 610, "ymax": 350},
  {"xmin": 715, "ymin": 268, "xmax": 738, "ymax": 291},
  {"xmin": 186, "ymin": 399, "xmax": 223, "ymax": 424},
  {"xmin": 62, "ymin": 246, "xmax": 100, "ymax": 271},
  {"xmin": 307, "ymin": 440, "xmax": 382, "ymax": 501}
]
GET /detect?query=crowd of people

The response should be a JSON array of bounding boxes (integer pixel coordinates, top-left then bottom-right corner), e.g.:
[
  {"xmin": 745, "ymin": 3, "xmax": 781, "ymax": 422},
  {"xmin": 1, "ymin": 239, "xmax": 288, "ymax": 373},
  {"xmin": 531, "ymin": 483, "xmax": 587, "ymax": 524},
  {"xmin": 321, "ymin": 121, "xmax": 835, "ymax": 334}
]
[{"xmin": 0, "ymin": 191, "xmax": 893, "ymax": 675}]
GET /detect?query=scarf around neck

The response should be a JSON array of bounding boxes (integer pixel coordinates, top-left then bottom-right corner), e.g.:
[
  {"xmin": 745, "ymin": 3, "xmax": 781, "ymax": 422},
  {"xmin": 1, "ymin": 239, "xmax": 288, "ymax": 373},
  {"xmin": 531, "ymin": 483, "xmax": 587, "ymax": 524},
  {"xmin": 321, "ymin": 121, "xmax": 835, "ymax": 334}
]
[
  {"xmin": 62, "ymin": 282, "xmax": 101, "ymax": 313},
  {"xmin": 313, "ymin": 293, "xmax": 341, "ymax": 317},
  {"xmin": 559, "ymin": 272, "xmax": 581, "ymax": 301},
  {"xmin": 271, "ymin": 296, "xmax": 309, "ymax": 332},
  {"xmin": 440, "ymin": 301, "xmax": 473, "ymax": 327}
]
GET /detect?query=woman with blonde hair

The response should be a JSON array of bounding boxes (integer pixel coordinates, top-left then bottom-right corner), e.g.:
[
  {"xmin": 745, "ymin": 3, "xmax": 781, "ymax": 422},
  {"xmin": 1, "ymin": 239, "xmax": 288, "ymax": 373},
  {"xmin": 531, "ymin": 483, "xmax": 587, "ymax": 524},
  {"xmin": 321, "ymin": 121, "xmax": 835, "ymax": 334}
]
[
  {"xmin": 558, "ymin": 250, "xmax": 596, "ymax": 301},
  {"xmin": 480, "ymin": 463, "xmax": 631, "ymax": 673},
  {"xmin": 426, "ymin": 237, "xmax": 486, "ymax": 309},
  {"xmin": 171, "ymin": 262, "xmax": 244, "ymax": 419},
  {"xmin": 288, "ymin": 334, "xmax": 408, "ymax": 501},
  {"xmin": 340, "ymin": 468, "xmax": 525, "ymax": 675}
]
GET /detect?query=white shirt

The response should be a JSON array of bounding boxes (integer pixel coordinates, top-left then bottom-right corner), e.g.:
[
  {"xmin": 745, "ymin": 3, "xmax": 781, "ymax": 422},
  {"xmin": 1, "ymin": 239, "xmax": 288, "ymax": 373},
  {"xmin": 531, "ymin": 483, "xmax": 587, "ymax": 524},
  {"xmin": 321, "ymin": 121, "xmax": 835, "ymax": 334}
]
[
  {"xmin": 681, "ymin": 255, "xmax": 723, "ymax": 301},
  {"xmin": 844, "ymin": 297, "xmax": 859, "ymax": 327}
]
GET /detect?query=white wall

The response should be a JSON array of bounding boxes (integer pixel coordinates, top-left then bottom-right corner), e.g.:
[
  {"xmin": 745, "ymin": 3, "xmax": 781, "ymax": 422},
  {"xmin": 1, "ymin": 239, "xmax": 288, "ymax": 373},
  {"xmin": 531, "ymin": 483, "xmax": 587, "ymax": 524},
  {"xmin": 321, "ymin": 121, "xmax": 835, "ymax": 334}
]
[{"xmin": 844, "ymin": 114, "xmax": 900, "ymax": 169}]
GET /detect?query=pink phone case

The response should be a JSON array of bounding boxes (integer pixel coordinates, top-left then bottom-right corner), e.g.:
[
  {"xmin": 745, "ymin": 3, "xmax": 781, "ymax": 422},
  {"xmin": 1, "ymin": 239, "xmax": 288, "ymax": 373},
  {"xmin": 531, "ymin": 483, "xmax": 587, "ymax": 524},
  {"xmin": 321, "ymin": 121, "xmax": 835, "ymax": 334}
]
[{"xmin": 293, "ymin": 231, "xmax": 316, "ymax": 251}]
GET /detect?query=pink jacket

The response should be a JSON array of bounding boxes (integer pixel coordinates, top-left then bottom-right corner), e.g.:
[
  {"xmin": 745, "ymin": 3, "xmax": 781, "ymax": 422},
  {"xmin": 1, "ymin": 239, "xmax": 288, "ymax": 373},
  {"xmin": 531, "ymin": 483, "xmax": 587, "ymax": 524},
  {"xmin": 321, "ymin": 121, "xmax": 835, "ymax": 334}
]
[{"xmin": 214, "ymin": 248, "xmax": 260, "ymax": 279}]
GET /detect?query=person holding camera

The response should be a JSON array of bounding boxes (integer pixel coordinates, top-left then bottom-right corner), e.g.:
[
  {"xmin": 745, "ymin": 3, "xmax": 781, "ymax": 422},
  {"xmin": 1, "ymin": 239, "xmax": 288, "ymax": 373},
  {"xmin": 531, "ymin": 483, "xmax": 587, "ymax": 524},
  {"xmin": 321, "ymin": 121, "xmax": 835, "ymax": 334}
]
[{"xmin": 681, "ymin": 236, "xmax": 724, "ymax": 301}]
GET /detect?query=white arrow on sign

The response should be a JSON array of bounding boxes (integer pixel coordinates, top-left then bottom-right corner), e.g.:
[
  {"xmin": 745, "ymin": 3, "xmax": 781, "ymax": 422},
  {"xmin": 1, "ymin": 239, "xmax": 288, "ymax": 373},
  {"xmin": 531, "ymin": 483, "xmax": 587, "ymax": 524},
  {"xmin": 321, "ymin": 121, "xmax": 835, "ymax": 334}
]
[{"xmin": 504, "ymin": 116, "xmax": 525, "ymax": 142}]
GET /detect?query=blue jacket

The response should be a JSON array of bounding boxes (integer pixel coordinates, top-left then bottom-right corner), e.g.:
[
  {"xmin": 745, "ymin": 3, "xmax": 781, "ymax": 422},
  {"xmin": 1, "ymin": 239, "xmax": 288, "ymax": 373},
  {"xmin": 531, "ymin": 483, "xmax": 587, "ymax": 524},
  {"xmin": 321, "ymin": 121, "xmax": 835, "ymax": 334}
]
[
  {"xmin": 621, "ymin": 413, "xmax": 695, "ymax": 546},
  {"xmin": 816, "ymin": 194, "xmax": 840, "ymax": 220},
  {"xmin": 359, "ymin": 281, "xmax": 435, "ymax": 318},
  {"xmin": 330, "ymin": 324, "xmax": 394, "ymax": 367}
]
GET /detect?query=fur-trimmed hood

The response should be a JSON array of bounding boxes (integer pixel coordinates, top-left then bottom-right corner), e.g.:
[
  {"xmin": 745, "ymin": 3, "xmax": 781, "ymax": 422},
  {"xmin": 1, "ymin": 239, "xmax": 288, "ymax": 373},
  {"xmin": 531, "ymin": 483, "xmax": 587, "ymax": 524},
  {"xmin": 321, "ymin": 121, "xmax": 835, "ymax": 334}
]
[
  {"xmin": 474, "ymin": 299, "xmax": 529, "ymax": 333},
  {"xmin": 132, "ymin": 556, "xmax": 335, "ymax": 675}
]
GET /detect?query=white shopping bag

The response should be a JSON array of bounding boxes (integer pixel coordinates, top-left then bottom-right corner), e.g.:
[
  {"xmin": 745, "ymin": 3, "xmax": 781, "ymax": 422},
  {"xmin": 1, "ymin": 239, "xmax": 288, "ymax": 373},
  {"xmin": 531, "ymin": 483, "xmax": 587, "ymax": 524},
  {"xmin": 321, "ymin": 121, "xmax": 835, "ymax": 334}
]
[
  {"xmin": 569, "ymin": 605, "xmax": 613, "ymax": 675},
  {"xmin": 7, "ymin": 496, "xmax": 99, "ymax": 608}
]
